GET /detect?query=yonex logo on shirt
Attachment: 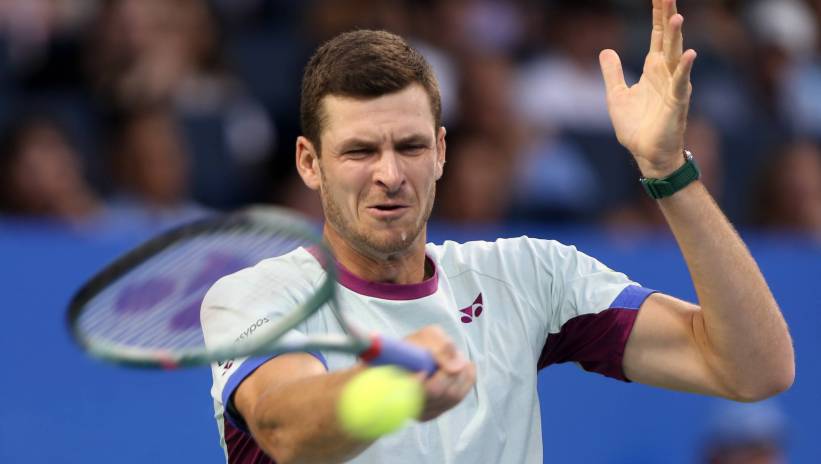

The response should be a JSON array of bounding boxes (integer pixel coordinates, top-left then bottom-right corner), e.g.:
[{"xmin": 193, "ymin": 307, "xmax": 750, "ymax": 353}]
[{"xmin": 459, "ymin": 293, "xmax": 483, "ymax": 323}]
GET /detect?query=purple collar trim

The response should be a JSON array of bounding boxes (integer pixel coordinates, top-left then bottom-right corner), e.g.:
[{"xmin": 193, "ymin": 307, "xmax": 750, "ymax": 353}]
[{"xmin": 305, "ymin": 246, "xmax": 439, "ymax": 301}]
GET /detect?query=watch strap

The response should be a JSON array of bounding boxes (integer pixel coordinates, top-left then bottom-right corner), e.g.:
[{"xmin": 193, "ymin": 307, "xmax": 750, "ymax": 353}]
[{"xmin": 640, "ymin": 150, "xmax": 701, "ymax": 199}]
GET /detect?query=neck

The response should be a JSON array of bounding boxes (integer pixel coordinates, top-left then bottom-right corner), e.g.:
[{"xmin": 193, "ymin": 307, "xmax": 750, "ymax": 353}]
[{"xmin": 323, "ymin": 224, "xmax": 429, "ymax": 285}]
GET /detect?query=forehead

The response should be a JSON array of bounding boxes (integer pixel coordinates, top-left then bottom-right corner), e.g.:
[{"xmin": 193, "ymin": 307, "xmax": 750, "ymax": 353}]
[{"xmin": 320, "ymin": 84, "xmax": 436, "ymax": 143}]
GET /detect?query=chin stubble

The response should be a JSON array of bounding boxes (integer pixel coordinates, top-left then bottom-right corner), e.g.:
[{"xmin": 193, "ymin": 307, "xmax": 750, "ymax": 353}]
[{"xmin": 318, "ymin": 170, "xmax": 436, "ymax": 256}]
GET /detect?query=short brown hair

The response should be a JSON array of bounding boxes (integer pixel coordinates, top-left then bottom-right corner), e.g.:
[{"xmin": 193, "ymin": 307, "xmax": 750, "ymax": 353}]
[{"xmin": 300, "ymin": 30, "xmax": 442, "ymax": 151}]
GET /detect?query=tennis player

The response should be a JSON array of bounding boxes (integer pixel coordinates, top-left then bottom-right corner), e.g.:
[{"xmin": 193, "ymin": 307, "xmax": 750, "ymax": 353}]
[{"xmin": 202, "ymin": 1, "xmax": 794, "ymax": 462}]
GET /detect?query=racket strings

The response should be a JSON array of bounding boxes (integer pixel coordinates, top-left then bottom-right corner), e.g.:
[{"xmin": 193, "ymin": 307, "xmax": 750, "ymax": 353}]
[
  {"xmin": 77, "ymin": 224, "xmax": 312, "ymax": 352},
  {"xmin": 81, "ymin": 234, "xmax": 228, "ymax": 347}
]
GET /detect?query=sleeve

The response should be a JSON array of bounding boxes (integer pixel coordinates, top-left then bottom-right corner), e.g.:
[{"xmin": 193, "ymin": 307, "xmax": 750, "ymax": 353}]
[
  {"xmin": 523, "ymin": 238, "xmax": 656, "ymax": 380},
  {"xmin": 201, "ymin": 260, "xmax": 328, "ymax": 433}
]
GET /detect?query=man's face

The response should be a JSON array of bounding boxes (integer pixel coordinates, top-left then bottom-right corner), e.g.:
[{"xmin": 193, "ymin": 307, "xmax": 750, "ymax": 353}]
[{"xmin": 312, "ymin": 84, "xmax": 445, "ymax": 258}]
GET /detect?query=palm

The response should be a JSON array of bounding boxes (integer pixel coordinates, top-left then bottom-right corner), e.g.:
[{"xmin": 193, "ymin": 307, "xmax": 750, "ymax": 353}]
[
  {"xmin": 599, "ymin": 0, "xmax": 696, "ymax": 178},
  {"xmin": 609, "ymin": 55, "xmax": 684, "ymax": 164}
]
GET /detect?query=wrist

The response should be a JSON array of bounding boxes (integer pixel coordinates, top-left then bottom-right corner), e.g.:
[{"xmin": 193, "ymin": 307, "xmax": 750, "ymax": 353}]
[
  {"xmin": 639, "ymin": 150, "xmax": 701, "ymax": 199},
  {"xmin": 637, "ymin": 151, "xmax": 688, "ymax": 179}
]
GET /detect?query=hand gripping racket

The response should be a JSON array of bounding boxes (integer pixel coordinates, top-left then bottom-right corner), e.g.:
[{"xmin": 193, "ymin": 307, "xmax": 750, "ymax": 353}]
[{"xmin": 67, "ymin": 205, "xmax": 436, "ymax": 374}]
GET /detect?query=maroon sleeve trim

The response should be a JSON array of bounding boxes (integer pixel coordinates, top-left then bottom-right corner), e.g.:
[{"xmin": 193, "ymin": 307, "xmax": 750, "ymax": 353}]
[
  {"xmin": 224, "ymin": 417, "xmax": 276, "ymax": 464},
  {"xmin": 538, "ymin": 308, "xmax": 640, "ymax": 381}
]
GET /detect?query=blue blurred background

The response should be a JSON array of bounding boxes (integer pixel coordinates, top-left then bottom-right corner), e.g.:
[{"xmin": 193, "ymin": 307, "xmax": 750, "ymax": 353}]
[
  {"xmin": 1, "ymin": 224, "xmax": 818, "ymax": 463},
  {"xmin": 1, "ymin": 0, "xmax": 820, "ymax": 463}
]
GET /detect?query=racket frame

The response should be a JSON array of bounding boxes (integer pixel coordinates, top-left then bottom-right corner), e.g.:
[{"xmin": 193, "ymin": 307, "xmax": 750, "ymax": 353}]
[
  {"xmin": 67, "ymin": 206, "xmax": 367, "ymax": 368},
  {"xmin": 68, "ymin": 206, "xmax": 435, "ymax": 374}
]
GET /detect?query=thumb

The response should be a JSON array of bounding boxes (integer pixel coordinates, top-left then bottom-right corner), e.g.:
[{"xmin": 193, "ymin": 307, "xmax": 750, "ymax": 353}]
[{"xmin": 599, "ymin": 49, "xmax": 627, "ymax": 96}]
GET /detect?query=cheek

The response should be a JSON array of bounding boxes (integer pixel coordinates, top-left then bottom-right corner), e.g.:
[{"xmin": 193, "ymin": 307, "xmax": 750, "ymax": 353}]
[
  {"xmin": 323, "ymin": 165, "xmax": 368, "ymax": 206},
  {"xmin": 412, "ymin": 163, "xmax": 438, "ymax": 196}
]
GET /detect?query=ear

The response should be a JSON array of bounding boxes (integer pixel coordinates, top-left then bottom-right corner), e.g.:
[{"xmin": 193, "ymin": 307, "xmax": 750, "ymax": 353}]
[
  {"xmin": 295, "ymin": 136, "xmax": 321, "ymax": 190},
  {"xmin": 435, "ymin": 126, "xmax": 447, "ymax": 180}
]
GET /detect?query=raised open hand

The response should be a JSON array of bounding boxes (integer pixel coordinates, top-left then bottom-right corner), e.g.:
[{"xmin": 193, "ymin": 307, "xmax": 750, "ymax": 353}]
[{"xmin": 599, "ymin": 0, "xmax": 696, "ymax": 179}]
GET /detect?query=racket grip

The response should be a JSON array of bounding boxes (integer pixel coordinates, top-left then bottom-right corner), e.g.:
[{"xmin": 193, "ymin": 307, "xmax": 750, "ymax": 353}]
[{"xmin": 360, "ymin": 336, "xmax": 437, "ymax": 376}]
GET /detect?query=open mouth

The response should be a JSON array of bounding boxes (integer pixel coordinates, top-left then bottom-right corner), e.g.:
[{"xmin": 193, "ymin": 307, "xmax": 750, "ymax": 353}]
[{"xmin": 367, "ymin": 204, "xmax": 409, "ymax": 218}]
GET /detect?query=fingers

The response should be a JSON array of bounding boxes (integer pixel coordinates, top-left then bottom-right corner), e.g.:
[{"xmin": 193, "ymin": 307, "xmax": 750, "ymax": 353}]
[
  {"xmin": 650, "ymin": 0, "xmax": 663, "ymax": 53},
  {"xmin": 668, "ymin": 0, "xmax": 678, "ymax": 17},
  {"xmin": 672, "ymin": 49, "xmax": 697, "ymax": 101},
  {"xmin": 405, "ymin": 325, "xmax": 464, "ymax": 373},
  {"xmin": 424, "ymin": 362, "xmax": 475, "ymax": 400},
  {"xmin": 422, "ymin": 327, "xmax": 474, "ymax": 401},
  {"xmin": 599, "ymin": 49, "xmax": 627, "ymax": 95},
  {"xmin": 419, "ymin": 360, "xmax": 475, "ymax": 421},
  {"xmin": 447, "ymin": 366, "xmax": 474, "ymax": 398},
  {"xmin": 435, "ymin": 334, "xmax": 467, "ymax": 373},
  {"xmin": 664, "ymin": 13, "xmax": 684, "ymax": 74},
  {"xmin": 404, "ymin": 325, "xmax": 476, "ymax": 421},
  {"xmin": 649, "ymin": 0, "xmax": 685, "ymax": 75}
]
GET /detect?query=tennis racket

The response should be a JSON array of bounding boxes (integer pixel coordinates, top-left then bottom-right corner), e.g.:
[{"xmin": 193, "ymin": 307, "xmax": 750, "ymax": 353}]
[{"xmin": 67, "ymin": 205, "xmax": 436, "ymax": 374}]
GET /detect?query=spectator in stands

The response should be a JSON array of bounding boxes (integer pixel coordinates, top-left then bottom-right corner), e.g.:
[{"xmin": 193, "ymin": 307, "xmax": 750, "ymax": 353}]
[
  {"xmin": 746, "ymin": 0, "xmax": 821, "ymax": 138},
  {"xmin": 106, "ymin": 108, "xmax": 207, "ymax": 230},
  {"xmin": 604, "ymin": 115, "xmax": 725, "ymax": 229},
  {"xmin": 407, "ymin": 0, "xmax": 529, "ymax": 124},
  {"xmin": 88, "ymin": 0, "xmax": 226, "ymax": 110},
  {"xmin": 513, "ymin": 0, "xmax": 637, "ymax": 216},
  {"xmin": 87, "ymin": 0, "xmax": 273, "ymax": 209},
  {"xmin": 0, "ymin": 0, "xmax": 816, "ymax": 234},
  {"xmin": 455, "ymin": 53, "xmax": 520, "ymax": 142},
  {"xmin": 700, "ymin": 400, "xmax": 788, "ymax": 464},
  {"xmin": 751, "ymin": 139, "xmax": 821, "ymax": 240},
  {"xmin": 680, "ymin": 0, "xmax": 808, "ymax": 222},
  {"xmin": 514, "ymin": 0, "xmax": 627, "ymax": 133},
  {"xmin": 0, "ymin": 115, "xmax": 102, "ymax": 224},
  {"xmin": 456, "ymin": 52, "xmax": 599, "ymax": 221},
  {"xmin": 0, "ymin": 0, "xmax": 96, "ymax": 89},
  {"xmin": 435, "ymin": 131, "xmax": 514, "ymax": 223}
]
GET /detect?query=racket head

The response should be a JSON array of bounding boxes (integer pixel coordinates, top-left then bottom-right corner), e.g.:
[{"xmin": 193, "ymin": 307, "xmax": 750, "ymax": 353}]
[{"xmin": 67, "ymin": 205, "xmax": 344, "ymax": 369}]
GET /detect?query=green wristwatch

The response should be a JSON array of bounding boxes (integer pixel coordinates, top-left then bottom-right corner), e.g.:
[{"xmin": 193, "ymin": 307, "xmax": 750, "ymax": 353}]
[{"xmin": 640, "ymin": 150, "xmax": 701, "ymax": 199}]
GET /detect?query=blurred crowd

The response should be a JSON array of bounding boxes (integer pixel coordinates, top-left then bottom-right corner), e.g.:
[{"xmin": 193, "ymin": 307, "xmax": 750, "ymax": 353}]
[
  {"xmin": 0, "ymin": 0, "xmax": 820, "ymax": 238},
  {"xmin": 699, "ymin": 399, "xmax": 788, "ymax": 464}
]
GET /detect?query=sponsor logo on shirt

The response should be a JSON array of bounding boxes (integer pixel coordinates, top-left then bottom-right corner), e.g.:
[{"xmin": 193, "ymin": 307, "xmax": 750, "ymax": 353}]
[
  {"xmin": 217, "ymin": 359, "xmax": 234, "ymax": 374},
  {"xmin": 234, "ymin": 317, "xmax": 271, "ymax": 343},
  {"xmin": 459, "ymin": 293, "xmax": 483, "ymax": 323},
  {"xmin": 217, "ymin": 317, "xmax": 271, "ymax": 376}
]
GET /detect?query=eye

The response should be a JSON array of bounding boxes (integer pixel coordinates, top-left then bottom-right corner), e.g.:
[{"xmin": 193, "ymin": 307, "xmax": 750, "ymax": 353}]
[
  {"xmin": 399, "ymin": 145, "xmax": 427, "ymax": 155},
  {"xmin": 345, "ymin": 148, "xmax": 374, "ymax": 158}
]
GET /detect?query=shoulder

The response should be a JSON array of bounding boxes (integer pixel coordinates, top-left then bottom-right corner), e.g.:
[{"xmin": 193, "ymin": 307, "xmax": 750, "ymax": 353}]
[
  {"xmin": 203, "ymin": 247, "xmax": 324, "ymax": 308},
  {"xmin": 426, "ymin": 236, "xmax": 581, "ymax": 277},
  {"xmin": 427, "ymin": 236, "xmax": 576, "ymax": 264},
  {"xmin": 426, "ymin": 237, "xmax": 616, "ymax": 289}
]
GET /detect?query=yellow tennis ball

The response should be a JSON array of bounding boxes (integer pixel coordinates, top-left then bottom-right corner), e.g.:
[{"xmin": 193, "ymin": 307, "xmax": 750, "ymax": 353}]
[{"xmin": 337, "ymin": 366, "xmax": 424, "ymax": 440}]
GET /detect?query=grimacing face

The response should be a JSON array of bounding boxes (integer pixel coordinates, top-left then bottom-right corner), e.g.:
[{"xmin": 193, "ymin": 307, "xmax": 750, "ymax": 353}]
[{"xmin": 298, "ymin": 84, "xmax": 446, "ymax": 259}]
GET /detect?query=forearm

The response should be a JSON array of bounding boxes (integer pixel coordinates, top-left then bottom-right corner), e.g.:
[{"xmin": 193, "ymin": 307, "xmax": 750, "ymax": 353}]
[
  {"xmin": 657, "ymin": 180, "xmax": 794, "ymax": 400},
  {"xmin": 248, "ymin": 365, "xmax": 371, "ymax": 464}
]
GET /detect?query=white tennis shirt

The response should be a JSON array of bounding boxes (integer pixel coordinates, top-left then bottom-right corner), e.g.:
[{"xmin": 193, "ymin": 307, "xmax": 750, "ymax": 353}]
[{"xmin": 202, "ymin": 237, "xmax": 655, "ymax": 463}]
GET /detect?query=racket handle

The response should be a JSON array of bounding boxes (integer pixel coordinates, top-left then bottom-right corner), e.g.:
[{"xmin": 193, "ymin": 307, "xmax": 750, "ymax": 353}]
[{"xmin": 360, "ymin": 336, "xmax": 437, "ymax": 376}]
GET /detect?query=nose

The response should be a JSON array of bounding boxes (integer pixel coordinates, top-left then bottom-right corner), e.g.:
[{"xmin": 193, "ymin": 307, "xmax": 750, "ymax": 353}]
[{"xmin": 373, "ymin": 150, "xmax": 404, "ymax": 194}]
